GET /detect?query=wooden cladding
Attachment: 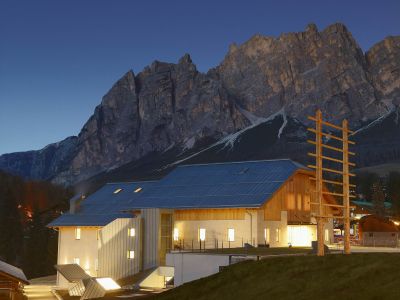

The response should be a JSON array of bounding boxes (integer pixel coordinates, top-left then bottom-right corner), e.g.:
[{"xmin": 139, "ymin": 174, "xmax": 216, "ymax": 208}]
[
  {"xmin": 262, "ymin": 171, "xmax": 335, "ymax": 222},
  {"xmin": 174, "ymin": 208, "xmax": 246, "ymax": 221}
]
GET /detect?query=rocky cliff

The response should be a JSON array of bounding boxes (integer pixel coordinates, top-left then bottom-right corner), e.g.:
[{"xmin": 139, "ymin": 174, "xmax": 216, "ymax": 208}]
[{"xmin": 0, "ymin": 23, "xmax": 399, "ymax": 186}]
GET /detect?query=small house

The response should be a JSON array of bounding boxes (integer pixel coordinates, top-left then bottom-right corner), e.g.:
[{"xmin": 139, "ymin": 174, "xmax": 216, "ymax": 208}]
[{"xmin": 0, "ymin": 260, "xmax": 29, "ymax": 300}]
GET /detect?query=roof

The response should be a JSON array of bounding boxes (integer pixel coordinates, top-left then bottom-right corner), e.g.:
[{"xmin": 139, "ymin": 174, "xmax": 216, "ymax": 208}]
[
  {"xmin": 48, "ymin": 181, "xmax": 156, "ymax": 227},
  {"xmin": 0, "ymin": 260, "xmax": 29, "ymax": 284},
  {"xmin": 126, "ymin": 159, "xmax": 308, "ymax": 209},
  {"xmin": 352, "ymin": 200, "xmax": 392, "ymax": 209},
  {"xmin": 54, "ymin": 264, "xmax": 91, "ymax": 282}
]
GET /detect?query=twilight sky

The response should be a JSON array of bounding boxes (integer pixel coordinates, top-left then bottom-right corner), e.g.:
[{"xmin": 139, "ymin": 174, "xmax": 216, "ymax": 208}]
[{"xmin": 0, "ymin": 0, "xmax": 399, "ymax": 155}]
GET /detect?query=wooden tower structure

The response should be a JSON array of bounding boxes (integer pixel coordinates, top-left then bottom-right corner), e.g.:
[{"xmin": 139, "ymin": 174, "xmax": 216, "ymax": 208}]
[{"xmin": 307, "ymin": 109, "xmax": 356, "ymax": 256}]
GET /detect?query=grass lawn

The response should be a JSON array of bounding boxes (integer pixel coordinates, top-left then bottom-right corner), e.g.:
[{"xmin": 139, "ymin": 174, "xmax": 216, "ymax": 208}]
[{"xmin": 153, "ymin": 253, "xmax": 400, "ymax": 300}]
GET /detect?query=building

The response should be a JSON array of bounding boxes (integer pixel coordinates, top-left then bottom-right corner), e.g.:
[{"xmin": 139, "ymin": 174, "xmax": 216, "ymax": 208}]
[
  {"xmin": 49, "ymin": 159, "xmax": 338, "ymax": 286},
  {"xmin": 48, "ymin": 181, "xmax": 156, "ymax": 286},
  {"xmin": 0, "ymin": 260, "xmax": 29, "ymax": 300},
  {"xmin": 358, "ymin": 214, "xmax": 399, "ymax": 247}
]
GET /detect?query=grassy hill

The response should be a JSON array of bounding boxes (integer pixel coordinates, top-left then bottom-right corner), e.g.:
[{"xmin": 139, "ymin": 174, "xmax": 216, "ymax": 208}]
[{"xmin": 154, "ymin": 253, "xmax": 400, "ymax": 300}]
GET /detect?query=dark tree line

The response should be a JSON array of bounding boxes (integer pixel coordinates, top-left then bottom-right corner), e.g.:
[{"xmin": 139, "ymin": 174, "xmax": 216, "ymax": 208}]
[
  {"xmin": 355, "ymin": 171, "xmax": 400, "ymax": 217},
  {"xmin": 0, "ymin": 171, "xmax": 72, "ymax": 278}
]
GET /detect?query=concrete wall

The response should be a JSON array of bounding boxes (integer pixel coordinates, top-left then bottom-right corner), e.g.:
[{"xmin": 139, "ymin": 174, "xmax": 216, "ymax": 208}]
[
  {"xmin": 257, "ymin": 211, "xmax": 288, "ymax": 247},
  {"xmin": 174, "ymin": 210, "xmax": 258, "ymax": 249},
  {"xmin": 166, "ymin": 253, "xmax": 230, "ymax": 286},
  {"xmin": 57, "ymin": 227, "xmax": 99, "ymax": 287},
  {"xmin": 98, "ymin": 218, "xmax": 141, "ymax": 280}
]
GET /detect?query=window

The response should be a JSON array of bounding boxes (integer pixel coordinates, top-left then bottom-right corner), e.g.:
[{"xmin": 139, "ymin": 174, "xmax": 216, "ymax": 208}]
[
  {"xmin": 127, "ymin": 250, "xmax": 135, "ymax": 259},
  {"xmin": 75, "ymin": 227, "xmax": 81, "ymax": 240},
  {"xmin": 73, "ymin": 258, "xmax": 80, "ymax": 265},
  {"xmin": 128, "ymin": 228, "xmax": 135, "ymax": 237},
  {"xmin": 173, "ymin": 228, "xmax": 179, "ymax": 241},
  {"xmin": 113, "ymin": 188, "xmax": 122, "ymax": 194},
  {"xmin": 95, "ymin": 259, "xmax": 99, "ymax": 271},
  {"xmin": 264, "ymin": 228, "xmax": 270, "ymax": 243},
  {"xmin": 134, "ymin": 187, "xmax": 142, "ymax": 193},
  {"xmin": 325, "ymin": 229, "xmax": 329, "ymax": 242},
  {"xmin": 275, "ymin": 228, "xmax": 280, "ymax": 242},
  {"xmin": 97, "ymin": 229, "xmax": 101, "ymax": 240},
  {"xmin": 199, "ymin": 228, "xmax": 206, "ymax": 241},
  {"xmin": 227, "ymin": 228, "xmax": 235, "ymax": 242}
]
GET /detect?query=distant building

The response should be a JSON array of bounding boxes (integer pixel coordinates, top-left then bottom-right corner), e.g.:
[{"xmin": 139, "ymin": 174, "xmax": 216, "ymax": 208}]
[
  {"xmin": 358, "ymin": 215, "xmax": 399, "ymax": 247},
  {"xmin": 49, "ymin": 159, "xmax": 338, "ymax": 287},
  {"xmin": 0, "ymin": 260, "xmax": 29, "ymax": 300}
]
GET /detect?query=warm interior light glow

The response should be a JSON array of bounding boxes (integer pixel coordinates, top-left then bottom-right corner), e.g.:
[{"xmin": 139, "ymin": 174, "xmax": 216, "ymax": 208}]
[
  {"xmin": 96, "ymin": 278, "xmax": 121, "ymax": 291},
  {"xmin": 134, "ymin": 187, "xmax": 142, "ymax": 193},
  {"xmin": 287, "ymin": 226, "xmax": 312, "ymax": 247},
  {"xmin": 127, "ymin": 250, "xmax": 134, "ymax": 259},
  {"xmin": 199, "ymin": 228, "xmax": 206, "ymax": 241},
  {"xmin": 324, "ymin": 229, "xmax": 329, "ymax": 242},
  {"xmin": 128, "ymin": 228, "xmax": 135, "ymax": 237},
  {"xmin": 394, "ymin": 221, "xmax": 400, "ymax": 226},
  {"xmin": 276, "ymin": 228, "xmax": 280, "ymax": 242},
  {"xmin": 75, "ymin": 227, "xmax": 81, "ymax": 240},
  {"xmin": 227, "ymin": 228, "xmax": 235, "ymax": 242},
  {"xmin": 113, "ymin": 188, "xmax": 122, "ymax": 194},
  {"xmin": 173, "ymin": 228, "xmax": 179, "ymax": 241},
  {"xmin": 73, "ymin": 258, "xmax": 80, "ymax": 265},
  {"xmin": 264, "ymin": 228, "xmax": 270, "ymax": 243}
]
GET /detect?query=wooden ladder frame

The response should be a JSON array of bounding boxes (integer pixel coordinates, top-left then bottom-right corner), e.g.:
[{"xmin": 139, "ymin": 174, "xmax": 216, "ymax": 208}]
[{"xmin": 307, "ymin": 109, "xmax": 355, "ymax": 256}]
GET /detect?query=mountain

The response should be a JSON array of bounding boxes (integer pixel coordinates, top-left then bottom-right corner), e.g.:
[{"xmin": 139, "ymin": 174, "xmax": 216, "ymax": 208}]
[{"xmin": 0, "ymin": 23, "xmax": 399, "ymax": 187}]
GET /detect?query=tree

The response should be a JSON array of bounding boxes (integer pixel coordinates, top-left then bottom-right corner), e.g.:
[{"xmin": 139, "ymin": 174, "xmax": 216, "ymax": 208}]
[
  {"xmin": 386, "ymin": 172, "xmax": 400, "ymax": 217},
  {"xmin": 372, "ymin": 181, "xmax": 386, "ymax": 217}
]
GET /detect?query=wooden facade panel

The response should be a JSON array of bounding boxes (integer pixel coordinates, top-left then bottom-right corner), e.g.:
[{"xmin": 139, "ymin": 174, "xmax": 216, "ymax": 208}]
[
  {"xmin": 263, "ymin": 171, "xmax": 337, "ymax": 222},
  {"xmin": 175, "ymin": 208, "xmax": 245, "ymax": 221}
]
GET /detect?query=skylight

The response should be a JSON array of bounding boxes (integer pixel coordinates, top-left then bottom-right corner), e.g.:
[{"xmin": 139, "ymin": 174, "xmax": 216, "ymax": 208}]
[
  {"xmin": 113, "ymin": 188, "xmax": 122, "ymax": 194},
  {"xmin": 134, "ymin": 187, "xmax": 142, "ymax": 193}
]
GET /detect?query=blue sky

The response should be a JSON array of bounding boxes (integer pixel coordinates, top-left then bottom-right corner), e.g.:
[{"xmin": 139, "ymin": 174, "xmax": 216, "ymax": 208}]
[{"xmin": 0, "ymin": 0, "xmax": 399, "ymax": 155}]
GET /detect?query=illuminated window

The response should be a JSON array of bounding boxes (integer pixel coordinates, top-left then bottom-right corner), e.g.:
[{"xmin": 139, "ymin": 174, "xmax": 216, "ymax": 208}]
[
  {"xmin": 199, "ymin": 228, "xmax": 206, "ymax": 241},
  {"xmin": 75, "ymin": 227, "xmax": 81, "ymax": 240},
  {"xmin": 127, "ymin": 250, "xmax": 135, "ymax": 259},
  {"xmin": 113, "ymin": 188, "xmax": 122, "ymax": 194},
  {"xmin": 227, "ymin": 228, "xmax": 235, "ymax": 242},
  {"xmin": 325, "ymin": 229, "xmax": 329, "ymax": 242},
  {"xmin": 128, "ymin": 228, "xmax": 135, "ymax": 237},
  {"xmin": 264, "ymin": 228, "xmax": 270, "ymax": 243},
  {"xmin": 97, "ymin": 229, "xmax": 101, "ymax": 240},
  {"xmin": 95, "ymin": 259, "xmax": 99, "ymax": 271},
  {"xmin": 73, "ymin": 258, "xmax": 80, "ymax": 265},
  {"xmin": 173, "ymin": 228, "xmax": 179, "ymax": 241},
  {"xmin": 134, "ymin": 187, "xmax": 142, "ymax": 193},
  {"xmin": 275, "ymin": 228, "xmax": 280, "ymax": 242}
]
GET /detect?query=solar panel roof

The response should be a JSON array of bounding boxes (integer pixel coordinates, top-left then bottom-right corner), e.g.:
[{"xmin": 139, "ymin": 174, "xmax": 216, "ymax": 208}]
[
  {"xmin": 48, "ymin": 181, "xmax": 156, "ymax": 227},
  {"xmin": 125, "ymin": 159, "xmax": 307, "ymax": 209}
]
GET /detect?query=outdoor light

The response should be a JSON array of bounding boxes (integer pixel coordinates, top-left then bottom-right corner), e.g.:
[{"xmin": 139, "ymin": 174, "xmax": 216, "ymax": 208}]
[
  {"xmin": 96, "ymin": 278, "xmax": 121, "ymax": 291},
  {"xmin": 134, "ymin": 187, "xmax": 142, "ymax": 193}
]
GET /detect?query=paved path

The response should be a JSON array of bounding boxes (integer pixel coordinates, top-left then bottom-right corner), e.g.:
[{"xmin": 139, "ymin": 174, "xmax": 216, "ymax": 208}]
[{"xmin": 24, "ymin": 285, "xmax": 57, "ymax": 300}]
